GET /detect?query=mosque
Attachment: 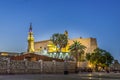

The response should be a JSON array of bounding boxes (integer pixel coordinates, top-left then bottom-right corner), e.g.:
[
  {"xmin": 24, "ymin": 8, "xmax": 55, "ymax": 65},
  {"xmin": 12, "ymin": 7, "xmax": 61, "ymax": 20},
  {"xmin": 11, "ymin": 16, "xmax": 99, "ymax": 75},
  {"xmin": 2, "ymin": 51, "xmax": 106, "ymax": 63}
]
[{"xmin": 27, "ymin": 23, "xmax": 98, "ymax": 61}]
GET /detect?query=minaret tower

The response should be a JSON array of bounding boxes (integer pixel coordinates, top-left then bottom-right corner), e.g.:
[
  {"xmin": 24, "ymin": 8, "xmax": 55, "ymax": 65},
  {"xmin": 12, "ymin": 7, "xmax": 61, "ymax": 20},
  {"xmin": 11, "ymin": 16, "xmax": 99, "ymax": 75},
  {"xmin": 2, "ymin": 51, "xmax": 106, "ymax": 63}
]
[{"xmin": 27, "ymin": 23, "xmax": 35, "ymax": 53}]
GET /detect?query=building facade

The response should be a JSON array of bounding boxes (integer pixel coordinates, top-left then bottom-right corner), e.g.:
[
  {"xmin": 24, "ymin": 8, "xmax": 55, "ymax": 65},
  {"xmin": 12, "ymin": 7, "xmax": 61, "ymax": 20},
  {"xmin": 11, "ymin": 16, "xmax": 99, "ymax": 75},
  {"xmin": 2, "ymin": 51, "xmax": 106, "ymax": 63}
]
[{"xmin": 34, "ymin": 32, "xmax": 98, "ymax": 60}]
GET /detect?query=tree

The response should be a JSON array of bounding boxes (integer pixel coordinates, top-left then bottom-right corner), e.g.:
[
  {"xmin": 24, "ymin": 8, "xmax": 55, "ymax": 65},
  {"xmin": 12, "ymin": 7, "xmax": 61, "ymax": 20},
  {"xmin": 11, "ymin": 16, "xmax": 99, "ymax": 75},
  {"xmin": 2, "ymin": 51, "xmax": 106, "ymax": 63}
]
[
  {"xmin": 103, "ymin": 51, "xmax": 114, "ymax": 67},
  {"xmin": 68, "ymin": 41, "xmax": 86, "ymax": 72},
  {"xmin": 86, "ymin": 48, "xmax": 114, "ymax": 71},
  {"xmin": 50, "ymin": 33, "xmax": 68, "ymax": 52}
]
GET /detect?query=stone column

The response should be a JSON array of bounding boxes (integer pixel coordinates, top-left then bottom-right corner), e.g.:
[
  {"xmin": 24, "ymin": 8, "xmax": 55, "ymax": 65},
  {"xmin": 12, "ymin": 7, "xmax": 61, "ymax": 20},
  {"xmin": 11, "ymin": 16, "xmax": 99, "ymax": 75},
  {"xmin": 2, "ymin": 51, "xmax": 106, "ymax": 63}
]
[
  {"xmin": 52, "ymin": 60, "xmax": 56, "ymax": 73},
  {"xmin": 39, "ymin": 60, "xmax": 43, "ymax": 73},
  {"xmin": 64, "ymin": 60, "xmax": 68, "ymax": 74},
  {"xmin": 7, "ymin": 58, "xmax": 10, "ymax": 74},
  {"xmin": 24, "ymin": 59, "xmax": 28, "ymax": 73}
]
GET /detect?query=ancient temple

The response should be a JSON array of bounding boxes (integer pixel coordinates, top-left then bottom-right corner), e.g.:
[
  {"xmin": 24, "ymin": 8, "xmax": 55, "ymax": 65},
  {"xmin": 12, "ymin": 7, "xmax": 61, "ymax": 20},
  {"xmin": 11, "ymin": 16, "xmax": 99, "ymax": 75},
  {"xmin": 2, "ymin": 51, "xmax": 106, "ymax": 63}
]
[
  {"xmin": 22, "ymin": 23, "xmax": 98, "ymax": 61},
  {"xmin": 34, "ymin": 31, "xmax": 98, "ymax": 60}
]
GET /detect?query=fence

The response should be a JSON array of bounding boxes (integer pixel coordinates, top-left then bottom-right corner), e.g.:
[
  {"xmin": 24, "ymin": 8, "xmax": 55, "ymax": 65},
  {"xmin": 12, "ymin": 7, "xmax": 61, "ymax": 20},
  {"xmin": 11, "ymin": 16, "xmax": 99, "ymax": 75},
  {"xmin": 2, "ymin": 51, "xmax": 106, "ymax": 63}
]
[{"xmin": 0, "ymin": 58, "xmax": 76, "ymax": 74}]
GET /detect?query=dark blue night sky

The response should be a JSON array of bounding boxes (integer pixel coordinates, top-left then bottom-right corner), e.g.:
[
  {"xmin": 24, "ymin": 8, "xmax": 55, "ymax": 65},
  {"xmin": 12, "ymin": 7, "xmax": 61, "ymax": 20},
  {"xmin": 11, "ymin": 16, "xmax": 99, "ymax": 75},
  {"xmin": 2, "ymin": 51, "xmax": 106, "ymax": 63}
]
[{"xmin": 0, "ymin": 0, "xmax": 120, "ymax": 61}]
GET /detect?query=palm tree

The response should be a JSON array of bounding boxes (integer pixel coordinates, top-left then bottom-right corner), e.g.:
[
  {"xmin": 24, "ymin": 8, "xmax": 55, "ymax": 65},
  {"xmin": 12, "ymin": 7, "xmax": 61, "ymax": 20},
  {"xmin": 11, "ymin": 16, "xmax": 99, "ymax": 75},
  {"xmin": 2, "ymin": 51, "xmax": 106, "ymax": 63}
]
[
  {"xmin": 69, "ymin": 41, "xmax": 86, "ymax": 72},
  {"xmin": 51, "ymin": 33, "xmax": 68, "ymax": 74},
  {"xmin": 51, "ymin": 33, "xmax": 68, "ymax": 52}
]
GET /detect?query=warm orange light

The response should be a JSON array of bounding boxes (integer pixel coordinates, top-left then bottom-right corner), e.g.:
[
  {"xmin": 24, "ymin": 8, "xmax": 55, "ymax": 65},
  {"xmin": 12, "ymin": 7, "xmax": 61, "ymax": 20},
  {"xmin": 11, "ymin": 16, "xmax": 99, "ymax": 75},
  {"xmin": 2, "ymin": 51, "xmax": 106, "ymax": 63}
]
[
  {"xmin": 1, "ymin": 53, "xmax": 8, "ymax": 56},
  {"xmin": 88, "ymin": 64, "xmax": 92, "ymax": 68}
]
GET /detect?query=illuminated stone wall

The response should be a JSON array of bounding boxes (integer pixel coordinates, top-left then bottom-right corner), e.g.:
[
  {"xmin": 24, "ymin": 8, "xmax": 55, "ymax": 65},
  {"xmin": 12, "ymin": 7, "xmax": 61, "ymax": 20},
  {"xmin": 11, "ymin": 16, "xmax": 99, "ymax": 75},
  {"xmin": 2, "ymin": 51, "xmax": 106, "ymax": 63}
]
[
  {"xmin": 34, "ymin": 37, "xmax": 98, "ymax": 58},
  {"xmin": 34, "ymin": 40, "xmax": 50, "ymax": 52}
]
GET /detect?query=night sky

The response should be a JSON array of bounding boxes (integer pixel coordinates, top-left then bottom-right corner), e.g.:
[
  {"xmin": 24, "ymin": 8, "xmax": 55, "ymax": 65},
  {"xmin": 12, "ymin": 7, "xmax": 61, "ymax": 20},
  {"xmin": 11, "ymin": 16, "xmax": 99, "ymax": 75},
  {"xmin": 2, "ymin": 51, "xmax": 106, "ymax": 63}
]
[{"xmin": 0, "ymin": 0, "xmax": 120, "ymax": 61}]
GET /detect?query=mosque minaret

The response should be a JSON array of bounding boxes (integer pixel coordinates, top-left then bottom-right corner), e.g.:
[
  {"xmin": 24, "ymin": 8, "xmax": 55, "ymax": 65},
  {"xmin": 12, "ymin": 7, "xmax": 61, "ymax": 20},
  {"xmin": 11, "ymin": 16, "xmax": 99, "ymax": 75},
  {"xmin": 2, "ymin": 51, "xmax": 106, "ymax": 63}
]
[{"xmin": 27, "ymin": 23, "xmax": 35, "ymax": 53}]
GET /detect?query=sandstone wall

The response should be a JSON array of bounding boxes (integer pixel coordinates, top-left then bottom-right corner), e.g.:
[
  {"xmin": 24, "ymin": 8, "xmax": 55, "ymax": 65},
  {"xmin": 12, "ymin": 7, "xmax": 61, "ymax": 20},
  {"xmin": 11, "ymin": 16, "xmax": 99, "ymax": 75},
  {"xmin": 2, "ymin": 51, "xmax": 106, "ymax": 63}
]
[
  {"xmin": 34, "ymin": 40, "xmax": 50, "ymax": 52},
  {"xmin": 34, "ymin": 37, "xmax": 98, "ymax": 55}
]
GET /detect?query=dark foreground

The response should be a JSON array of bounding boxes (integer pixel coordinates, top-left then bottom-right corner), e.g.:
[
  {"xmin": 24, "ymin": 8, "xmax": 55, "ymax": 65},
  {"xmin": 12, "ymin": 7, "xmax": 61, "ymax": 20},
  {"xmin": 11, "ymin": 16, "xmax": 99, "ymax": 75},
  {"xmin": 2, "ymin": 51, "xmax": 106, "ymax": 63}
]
[{"xmin": 0, "ymin": 72, "xmax": 120, "ymax": 80}]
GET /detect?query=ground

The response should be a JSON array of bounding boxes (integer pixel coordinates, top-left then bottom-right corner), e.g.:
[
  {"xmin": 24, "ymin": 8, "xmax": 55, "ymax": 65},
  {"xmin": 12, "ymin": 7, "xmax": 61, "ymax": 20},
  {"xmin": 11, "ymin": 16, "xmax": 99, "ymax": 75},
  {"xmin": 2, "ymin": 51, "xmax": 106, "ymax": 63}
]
[{"xmin": 0, "ymin": 72, "xmax": 120, "ymax": 80}]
